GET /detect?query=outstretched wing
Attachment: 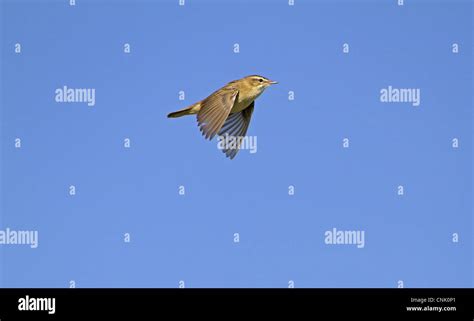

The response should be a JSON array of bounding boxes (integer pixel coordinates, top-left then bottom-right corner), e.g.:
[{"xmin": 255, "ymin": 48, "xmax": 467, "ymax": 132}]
[
  {"xmin": 217, "ymin": 102, "xmax": 255, "ymax": 159},
  {"xmin": 197, "ymin": 87, "xmax": 238, "ymax": 140}
]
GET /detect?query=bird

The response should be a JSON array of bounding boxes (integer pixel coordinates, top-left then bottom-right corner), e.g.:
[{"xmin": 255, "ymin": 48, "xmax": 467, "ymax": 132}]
[{"xmin": 167, "ymin": 75, "xmax": 277, "ymax": 159}]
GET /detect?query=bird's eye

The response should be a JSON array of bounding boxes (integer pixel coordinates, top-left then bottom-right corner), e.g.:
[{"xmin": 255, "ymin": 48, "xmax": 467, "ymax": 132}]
[{"xmin": 259, "ymin": 79, "xmax": 263, "ymax": 83}]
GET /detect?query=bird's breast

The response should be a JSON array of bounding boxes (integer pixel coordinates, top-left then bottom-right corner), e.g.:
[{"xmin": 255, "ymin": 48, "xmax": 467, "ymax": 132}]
[{"xmin": 231, "ymin": 91, "xmax": 262, "ymax": 113}]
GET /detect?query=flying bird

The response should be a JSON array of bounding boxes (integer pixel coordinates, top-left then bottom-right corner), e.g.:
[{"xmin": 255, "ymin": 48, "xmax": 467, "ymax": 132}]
[{"xmin": 167, "ymin": 75, "xmax": 277, "ymax": 159}]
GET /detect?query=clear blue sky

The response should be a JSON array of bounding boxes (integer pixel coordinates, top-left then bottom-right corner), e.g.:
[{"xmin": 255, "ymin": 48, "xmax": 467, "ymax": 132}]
[{"xmin": 1, "ymin": 0, "xmax": 472, "ymax": 287}]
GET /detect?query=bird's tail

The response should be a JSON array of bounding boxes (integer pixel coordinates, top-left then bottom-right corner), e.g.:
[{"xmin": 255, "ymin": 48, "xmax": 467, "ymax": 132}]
[{"xmin": 167, "ymin": 102, "xmax": 201, "ymax": 118}]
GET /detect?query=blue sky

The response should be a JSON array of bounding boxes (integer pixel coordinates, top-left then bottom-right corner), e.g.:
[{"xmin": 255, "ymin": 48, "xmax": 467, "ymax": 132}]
[{"xmin": 0, "ymin": 0, "xmax": 472, "ymax": 287}]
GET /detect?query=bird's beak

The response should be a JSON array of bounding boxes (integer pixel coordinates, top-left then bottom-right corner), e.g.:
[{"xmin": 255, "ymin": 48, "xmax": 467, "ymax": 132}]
[{"xmin": 267, "ymin": 80, "xmax": 278, "ymax": 85}]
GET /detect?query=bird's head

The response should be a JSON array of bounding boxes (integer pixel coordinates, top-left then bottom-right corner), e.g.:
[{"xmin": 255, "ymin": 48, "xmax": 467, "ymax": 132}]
[
  {"xmin": 231, "ymin": 75, "xmax": 278, "ymax": 100},
  {"xmin": 245, "ymin": 75, "xmax": 278, "ymax": 91}
]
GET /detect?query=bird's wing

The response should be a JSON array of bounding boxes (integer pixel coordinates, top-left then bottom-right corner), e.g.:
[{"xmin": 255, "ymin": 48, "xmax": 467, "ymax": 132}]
[
  {"xmin": 197, "ymin": 86, "xmax": 239, "ymax": 140},
  {"xmin": 217, "ymin": 102, "xmax": 255, "ymax": 159}
]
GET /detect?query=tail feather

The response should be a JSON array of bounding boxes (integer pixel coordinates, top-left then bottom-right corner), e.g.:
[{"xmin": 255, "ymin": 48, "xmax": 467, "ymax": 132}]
[{"xmin": 167, "ymin": 103, "xmax": 201, "ymax": 118}]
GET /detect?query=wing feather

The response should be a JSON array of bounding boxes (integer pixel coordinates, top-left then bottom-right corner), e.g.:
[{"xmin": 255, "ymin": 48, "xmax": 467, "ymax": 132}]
[
  {"xmin": 217, "ymin": 102, "xmax": 255, "ymax": 159},
  {"xmin": 197, "ymin": 87, "xmax": 238, "ymax": 140}
]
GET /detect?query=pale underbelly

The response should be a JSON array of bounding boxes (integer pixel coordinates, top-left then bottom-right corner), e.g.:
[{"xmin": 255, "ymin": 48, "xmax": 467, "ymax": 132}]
[{"xmin": 230, "ymin": 93, "xmax": 261, "ymax": 114}]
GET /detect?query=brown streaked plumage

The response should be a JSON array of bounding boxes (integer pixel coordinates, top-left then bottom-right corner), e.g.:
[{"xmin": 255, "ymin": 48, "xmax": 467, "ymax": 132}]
[{"xmin": 167, "ymin": 75, "xmax": 277, "ymax": 159}]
